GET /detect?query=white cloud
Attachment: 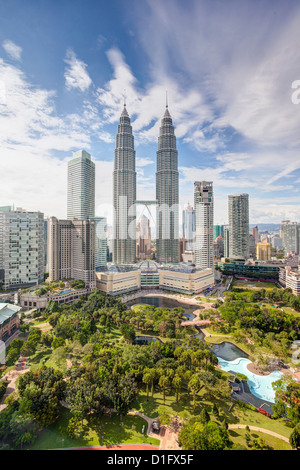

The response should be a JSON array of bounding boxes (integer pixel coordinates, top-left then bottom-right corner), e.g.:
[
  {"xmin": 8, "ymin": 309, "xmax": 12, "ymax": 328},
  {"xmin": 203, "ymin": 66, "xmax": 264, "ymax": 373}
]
[
  {"xmin": 136, "ymin": 157, "xmax": 154, "ymax": 167},
  {"xmin": 0, "ymin": 57, "xmax": 109, "ymax": 218},
  {"xmin": 64, "ymin": 48, "xmax": 92, "ymax": 92},
  {"xmin": 96, "ymin": 47, "xmax": 215, "ymax": 147},
  {"xmin": 2, "ymin": 40, "xmax": 22, "ymax": 61}
]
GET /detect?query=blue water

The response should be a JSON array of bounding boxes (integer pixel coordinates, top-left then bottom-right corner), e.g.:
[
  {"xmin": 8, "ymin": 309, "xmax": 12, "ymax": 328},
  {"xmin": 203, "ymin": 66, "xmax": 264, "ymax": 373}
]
[
  {"xmin": 59, "ymin": 290, "xmax": 73, "ymax": 295},
  {"xmin": 217, "ymin": 356, "xmax": 283, "ymax": 403}
]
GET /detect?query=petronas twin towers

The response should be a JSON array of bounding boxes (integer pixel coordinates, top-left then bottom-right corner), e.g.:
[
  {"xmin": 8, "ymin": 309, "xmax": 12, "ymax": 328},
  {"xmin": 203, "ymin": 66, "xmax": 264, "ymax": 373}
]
[{"xmin": 113, "ymin": 102, "xmax": 179, "ymax": 265}]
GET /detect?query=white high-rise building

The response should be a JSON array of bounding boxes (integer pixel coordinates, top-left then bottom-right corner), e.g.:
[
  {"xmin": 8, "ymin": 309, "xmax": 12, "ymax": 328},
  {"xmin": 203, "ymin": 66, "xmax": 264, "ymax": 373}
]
[
  {"xmin": 282, "ymin": 222, "xmax": 299, "ymax": 255},
  {"xmin": 113, "ymin": 105, "xmax": 136, "ymax": 265},
  {"xmin": 228, "ymin": 194, "xmax": 249, "ymax": 260},
  {"xmin": 67, "ymin": 150, "xmax": 95, "ymax": 220},
  {"xmin": 183, "ymin": 204, "xmax": 195, "ymax": 251},
  {"xmin": 194, "ymin": 181, "xmax": 214, "ymax": 270},
  {"xmin": 0, "ymin": 208, "xmax": 44, "ymax": 290}
]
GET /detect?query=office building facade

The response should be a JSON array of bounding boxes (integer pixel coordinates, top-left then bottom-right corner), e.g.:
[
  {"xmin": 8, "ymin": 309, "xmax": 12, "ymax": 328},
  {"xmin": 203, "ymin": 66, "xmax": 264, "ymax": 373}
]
[{"xmin": 67, "ymin": 150, "xmax": 95, "ymax": 220}]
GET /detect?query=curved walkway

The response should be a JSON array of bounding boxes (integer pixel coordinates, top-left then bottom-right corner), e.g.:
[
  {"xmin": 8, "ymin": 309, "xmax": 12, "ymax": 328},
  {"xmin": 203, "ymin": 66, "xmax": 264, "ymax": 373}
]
[{"xmin": 228, "ymin": 424, "xmax": 290, "ymax": 444}]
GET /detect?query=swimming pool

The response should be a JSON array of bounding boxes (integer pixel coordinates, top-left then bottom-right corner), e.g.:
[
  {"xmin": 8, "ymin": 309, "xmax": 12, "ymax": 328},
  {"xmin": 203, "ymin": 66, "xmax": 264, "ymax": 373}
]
[
  {"xmin": 58, "ymin": 290, "xmax": 73, "ymax": 295},
  {"xmin": 217, "ymin": 356, "xmax": 283, "ymax": 403}
]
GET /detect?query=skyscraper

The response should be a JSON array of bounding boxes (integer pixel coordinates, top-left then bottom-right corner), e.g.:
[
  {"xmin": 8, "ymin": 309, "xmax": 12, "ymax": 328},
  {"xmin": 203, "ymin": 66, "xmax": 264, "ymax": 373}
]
[
  {"xmin": 156, "ymin": 104, "xmax": 179, "ymax": 264},
  {"xmin": 67, "ymin": 150, "xmax": 95, "ymax": 220},
  {"xmin": 223, "ymin": 225, "xmax": 230, "ymax": 258},
  {"xmin": 113, "ymin": 104, "xmax": 136, "ymax": 265},
  {"xmin": 194, "ymin": 181, "xmax": 214, "ymax": 269},
  {"xmin": 228, "ymin": 193, "xmax": 249, "ymax": 259},
  {"xmin": 282, "ymin": 222, "xmax": 299, "ymax": 255}
]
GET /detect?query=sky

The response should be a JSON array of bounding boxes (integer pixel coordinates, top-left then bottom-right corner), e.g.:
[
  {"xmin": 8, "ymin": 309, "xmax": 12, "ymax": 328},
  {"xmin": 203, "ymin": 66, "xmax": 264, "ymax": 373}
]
[{"xmin": 1, "ymin": 0, "xmax": 300, "ymax": 227}]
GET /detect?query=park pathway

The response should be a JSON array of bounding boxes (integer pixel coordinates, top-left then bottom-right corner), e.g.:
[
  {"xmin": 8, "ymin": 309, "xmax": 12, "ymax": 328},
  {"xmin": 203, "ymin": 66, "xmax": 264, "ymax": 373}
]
[{"xmin": 228, "ymin": 424, "xmax": 290, "ymax": 444}]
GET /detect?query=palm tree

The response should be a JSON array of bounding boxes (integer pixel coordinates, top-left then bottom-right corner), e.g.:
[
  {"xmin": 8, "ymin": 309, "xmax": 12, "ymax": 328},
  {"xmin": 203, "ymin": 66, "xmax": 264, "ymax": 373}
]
[
  {"xmin": 143, "ymin": 372, "xmax": 152, "ymax": 400},
  {"xmin": 159, "ymin": 375, "xmax": 170, "ymax": 404},
  {"xmin": 173, "ymin": 375, "xmax": 183, "ymax": 403},
  {"xmin": 188, "ymin": 375, "xmax": 202, "ymax": 410}
]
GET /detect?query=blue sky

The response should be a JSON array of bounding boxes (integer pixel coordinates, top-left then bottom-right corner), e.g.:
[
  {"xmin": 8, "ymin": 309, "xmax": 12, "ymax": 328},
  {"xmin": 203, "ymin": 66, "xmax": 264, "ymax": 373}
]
[{"xmin": 1, "ymin": 0, "xmax": 300, "ymax": 226}]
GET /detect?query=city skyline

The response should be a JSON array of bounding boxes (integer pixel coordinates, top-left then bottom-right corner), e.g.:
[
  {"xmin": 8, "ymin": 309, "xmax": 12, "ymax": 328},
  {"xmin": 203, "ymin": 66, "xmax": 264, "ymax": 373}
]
[{"xmin": 1, "ymin": 1, "xmax": 300, "ymax": 225}]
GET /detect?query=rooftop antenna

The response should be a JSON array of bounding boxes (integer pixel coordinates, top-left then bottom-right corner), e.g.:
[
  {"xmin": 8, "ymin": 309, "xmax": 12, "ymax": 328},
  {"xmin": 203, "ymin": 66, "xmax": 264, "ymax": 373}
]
[
  {"xmin": 166, "ymin": 90, "xmax": 168, "ymax": 108},
  {"xmin": 123, "ymin": 88, "xmax": 126, "ymax": 107}
]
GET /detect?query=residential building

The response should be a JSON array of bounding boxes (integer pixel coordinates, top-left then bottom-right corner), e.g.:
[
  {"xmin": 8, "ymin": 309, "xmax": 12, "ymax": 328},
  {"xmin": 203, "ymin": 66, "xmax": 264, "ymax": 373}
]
[
  {"xmin": 48, "ymin": 217, "xmax": 95, "ymax": 288},
  {"xmin": 251, "ymin": 225, "xmax": 259, "ymax": 244},
  {"xmin": 271, "ymin": 234, "xmax": 283, "ymax": 251},
  {"xmin": 0, "ymin": 208, "xmax": 44, "ymax": 290},
  {"xmin": 279, "ymin": 266, "xmax": 300, "ymax": 296},
  {"xmin": 113, "ymin": 104, "xmax": 136, "ymax": 265},
  {"xmin": 194, "ymin": 181, "xmax": 214, "ymax": 270},
  {"xmin": 256, "ymin": 242, "xmax": 271, "ymax": 261},
  {"xmin": 223, "ymin": 225, "xmax": 230, "ymax": 258},
  {"xmin": 228, "ymin": 193, "xmax": 249, "ymax": 259},
  {"xmin": 156, "ymin": 104, "xmax": 179, "ymax": 264},
  {"xmin": 282, "ymin": 222, "xmax": 299, "ymax": 255},
  {"xmin": 249, "ymin": 234, "xmax": 256, "ymax": 259},
  {"xmin": 213, "ymin": 236, "xmax": 224, "ymax": 258}
]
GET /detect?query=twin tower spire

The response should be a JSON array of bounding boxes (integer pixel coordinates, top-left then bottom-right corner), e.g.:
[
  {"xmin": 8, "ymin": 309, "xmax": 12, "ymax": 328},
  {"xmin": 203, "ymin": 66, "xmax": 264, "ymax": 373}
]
[{"xmin": 113, "ymin": 100, "xmax": 179, "ymax": 265}]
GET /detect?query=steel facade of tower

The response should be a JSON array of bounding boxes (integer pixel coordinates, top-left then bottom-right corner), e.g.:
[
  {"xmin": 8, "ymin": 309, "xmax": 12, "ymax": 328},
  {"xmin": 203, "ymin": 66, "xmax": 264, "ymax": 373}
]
[
  {"xmin": 67, "ymin": 150, "xmax": 95, "ymax": 220},
  {"xmin": 113, "ymin": 105, "xmax": 136, "ymax": 265},
  {"xmin": 156, "ymin": 105, "xmax": 179, "ymax": 264}
]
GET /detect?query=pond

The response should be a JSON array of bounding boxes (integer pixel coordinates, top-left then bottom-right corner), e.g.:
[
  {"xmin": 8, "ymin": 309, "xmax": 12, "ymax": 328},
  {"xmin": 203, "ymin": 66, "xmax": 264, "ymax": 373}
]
[
  {"xmin": 126, "ymin": 294, "xmax": 283, "ymax": 403},
  {"xmin": 210, "ymin": 341, "xmax": 249, "ymax": 361},
  {"xmin": 127, "ymin": 295, "xmax": 198, "ymax": 316}
]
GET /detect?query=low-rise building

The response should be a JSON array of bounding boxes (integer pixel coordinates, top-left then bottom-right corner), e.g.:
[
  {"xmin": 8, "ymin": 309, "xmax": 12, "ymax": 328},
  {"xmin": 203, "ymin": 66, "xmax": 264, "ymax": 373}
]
[
  {"xmin": 96, "ymin": 267, "xmax": 141, "ymax": 296},
  {"xmin": 217, "ymin": 259, "xmax": 279, "ymax": 279},
  {"xmin": 279, "ymin": 266, "xmax": 300, "ymax": 295},
  {"xmin": 18, "ymin": 285, "xmax": 92, "ymax": 310},
  {"xmin": 96, "ymin": 262, "xmax": 214, "ymax": 296},
  {"xmin": 0, "ymin": 303, "xmax": 21, "ymax": 342}
]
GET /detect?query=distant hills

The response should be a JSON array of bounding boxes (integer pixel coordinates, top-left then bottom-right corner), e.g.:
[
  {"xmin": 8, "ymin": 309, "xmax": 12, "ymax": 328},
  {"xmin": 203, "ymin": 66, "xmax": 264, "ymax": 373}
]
[{"xmin": 250, "ymin": 224, "xmax": 280, "ymax": 233}]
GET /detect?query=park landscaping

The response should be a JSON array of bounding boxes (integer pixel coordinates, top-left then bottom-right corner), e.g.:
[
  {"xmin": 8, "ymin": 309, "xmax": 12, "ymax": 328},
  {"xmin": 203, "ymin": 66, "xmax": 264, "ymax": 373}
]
[{"xmin": 0, "ymin": 283, "xmax": 299, "ymax": 450}]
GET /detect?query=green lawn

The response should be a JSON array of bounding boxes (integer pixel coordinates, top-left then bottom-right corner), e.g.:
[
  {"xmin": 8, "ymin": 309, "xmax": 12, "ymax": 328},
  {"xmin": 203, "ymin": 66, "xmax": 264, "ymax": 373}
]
[
  {"xmin": 231, "ymin": 280, "xmax": 278, "ymax": 290},
  {"xmin": 29, "ymin": 407, "xmax": 160, "ymax": 450},
  {"xmin": 228, "ymin": 428, "xmax": 291, "ymax": 450},
  {"xmin": 133, "ymin": 386, "xmax": 292, "ymax": 440}
]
